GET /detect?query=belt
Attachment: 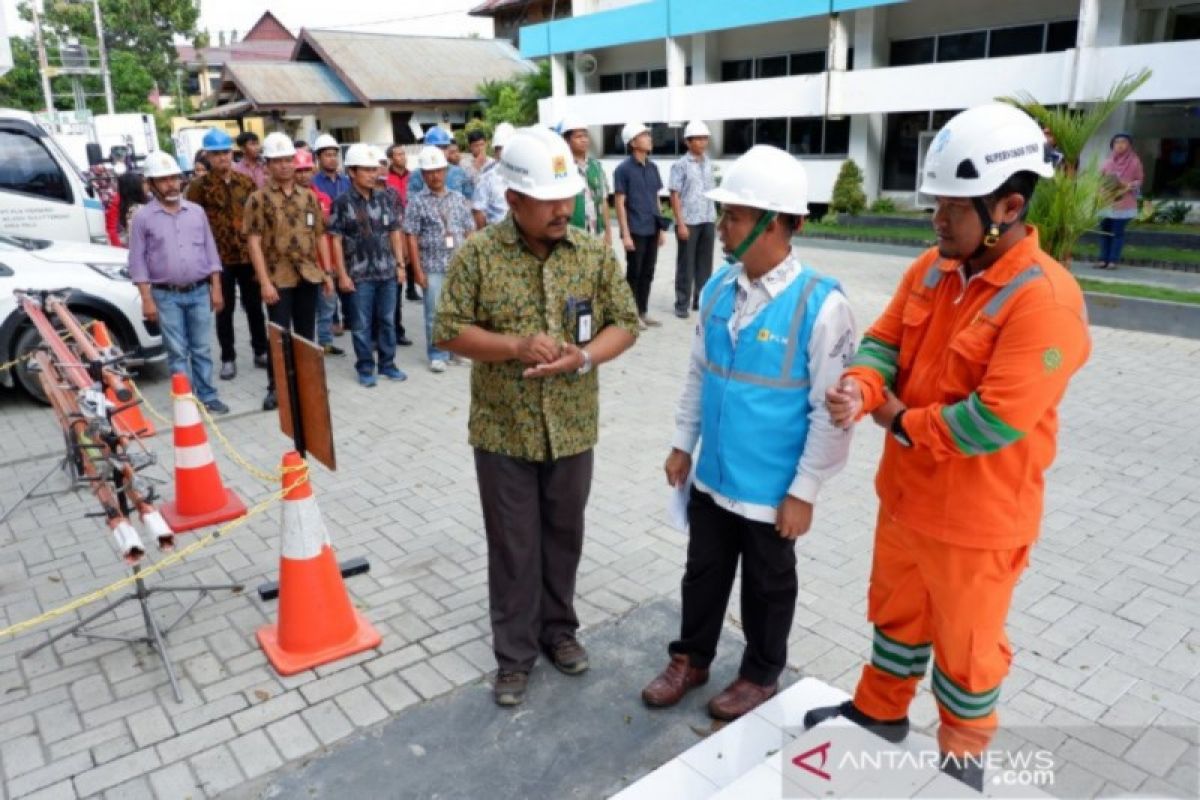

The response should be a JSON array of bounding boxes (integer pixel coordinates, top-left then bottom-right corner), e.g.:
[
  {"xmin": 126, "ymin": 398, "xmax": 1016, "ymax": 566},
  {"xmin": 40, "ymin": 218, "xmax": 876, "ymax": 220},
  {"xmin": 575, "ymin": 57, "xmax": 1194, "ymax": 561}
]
[{"xmin": 151, "ymin": 281, "xmax": 206, "ymax": 293}]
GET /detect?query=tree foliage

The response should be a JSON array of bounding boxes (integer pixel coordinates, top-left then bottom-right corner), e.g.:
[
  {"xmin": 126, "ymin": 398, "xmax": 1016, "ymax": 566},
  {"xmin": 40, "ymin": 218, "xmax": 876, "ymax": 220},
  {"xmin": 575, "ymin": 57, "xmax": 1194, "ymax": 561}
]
[{"xmin": 475, "ymin": 61, "xmax": 553, "ymax": 129}]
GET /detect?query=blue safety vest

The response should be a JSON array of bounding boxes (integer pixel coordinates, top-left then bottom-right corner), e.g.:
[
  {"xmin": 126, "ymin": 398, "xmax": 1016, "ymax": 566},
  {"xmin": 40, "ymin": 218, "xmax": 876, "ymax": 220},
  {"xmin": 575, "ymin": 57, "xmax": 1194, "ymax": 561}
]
[{"xmin": 695, "ymin": 263, "xmax": 841, "ymax": 507}]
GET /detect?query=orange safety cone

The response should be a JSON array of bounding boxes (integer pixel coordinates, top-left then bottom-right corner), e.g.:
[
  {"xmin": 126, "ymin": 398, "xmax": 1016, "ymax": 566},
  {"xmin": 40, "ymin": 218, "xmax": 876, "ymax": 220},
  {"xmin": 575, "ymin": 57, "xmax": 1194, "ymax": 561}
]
[
  {"xmin": 93, "ymin": 321, "xmax": 155, "ymax": 438},
  {"xmin": 257, "ymin": 452, "xmax": 381, "ymax": 675},
  {"xmin": 158, "ymin": 373, "xmax": 246, "ymax": 533}
]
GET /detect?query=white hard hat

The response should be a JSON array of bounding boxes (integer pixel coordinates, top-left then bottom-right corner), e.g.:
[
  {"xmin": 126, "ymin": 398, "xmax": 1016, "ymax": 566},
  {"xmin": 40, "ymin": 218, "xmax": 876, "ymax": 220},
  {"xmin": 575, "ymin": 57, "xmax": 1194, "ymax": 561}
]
[
  {"xmin": 262, "ymin": 132, "xmax": 296, "ymax": 160},
  {"xmin": 498, "ymin": 126, "xmax": 586, "ymax": 201},
  {"xmin": 418, "ymin": 146, "xmax": 449, "ymax": 171},
  {"xmin": 143, "ymin": 151, "xmax": 181, "ymax": 179},
  {"xmin": 313, "ymin": 133, "xmax": 339, "ymax": 153},
  {"xmin": 919, "ymin": 103, "xmax": 1055, "ymax": 198},
  {"xmin": 558, "ymin": 117, "xmax": 587, "ymax": 135},
  {"xmin": 621, "ymin": 122, "xmax": 650, "ymax": 148},
  {"xmin": 683, "ymin": 120, "xmax": 711, "ymax": 139},
  {"xmin": 492, "ymin": 122, "xmax": 516, "ymax": 150},
  {"xmin": 343, "ymin": 143, "xmax": 377, "ymax": 168},
  {"xmin": 705, "ymin": 145, "xmax": 809, "ymax": 216}
]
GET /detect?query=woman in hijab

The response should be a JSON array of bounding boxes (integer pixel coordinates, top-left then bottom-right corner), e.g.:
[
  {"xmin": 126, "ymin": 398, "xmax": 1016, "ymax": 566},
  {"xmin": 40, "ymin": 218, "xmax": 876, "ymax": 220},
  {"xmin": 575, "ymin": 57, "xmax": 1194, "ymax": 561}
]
[{"xmin": 1097, "ymin": 133, "xmax": 1143, "ymax": 270}]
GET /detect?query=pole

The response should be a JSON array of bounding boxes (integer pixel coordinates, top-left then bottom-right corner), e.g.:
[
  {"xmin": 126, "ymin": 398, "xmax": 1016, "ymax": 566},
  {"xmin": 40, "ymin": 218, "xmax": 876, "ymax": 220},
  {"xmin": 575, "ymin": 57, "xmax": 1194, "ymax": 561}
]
[
  {"xmin": 91, "ymin": 0, "xmax": 115, "ymax": 114},
  {"xmin": 31, "ymin": 1, "xmax": 55, "ymax": 115}
]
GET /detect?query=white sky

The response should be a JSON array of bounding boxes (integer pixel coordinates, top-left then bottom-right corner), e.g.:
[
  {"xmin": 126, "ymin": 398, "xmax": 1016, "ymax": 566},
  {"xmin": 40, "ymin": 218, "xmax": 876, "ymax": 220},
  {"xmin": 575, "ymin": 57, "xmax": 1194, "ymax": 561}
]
[{"xmin": 2, "ymin": 0, "xmax": 494, "ymax": 42}]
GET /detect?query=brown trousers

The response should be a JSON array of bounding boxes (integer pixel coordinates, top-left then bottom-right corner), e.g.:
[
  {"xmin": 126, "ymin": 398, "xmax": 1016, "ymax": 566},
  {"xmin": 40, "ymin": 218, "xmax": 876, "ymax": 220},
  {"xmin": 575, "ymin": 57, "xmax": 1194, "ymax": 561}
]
[{"xmin": 474, "ymin": 448, "xmax": 593, "ymax": 673}]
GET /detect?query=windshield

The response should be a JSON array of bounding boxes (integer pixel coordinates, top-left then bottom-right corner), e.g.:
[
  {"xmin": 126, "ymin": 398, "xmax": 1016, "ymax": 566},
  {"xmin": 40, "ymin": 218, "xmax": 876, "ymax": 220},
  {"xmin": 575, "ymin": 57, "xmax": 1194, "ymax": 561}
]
[{"xmin": 0, "ymin": 233, "xmax": 52, "ymax": 251}]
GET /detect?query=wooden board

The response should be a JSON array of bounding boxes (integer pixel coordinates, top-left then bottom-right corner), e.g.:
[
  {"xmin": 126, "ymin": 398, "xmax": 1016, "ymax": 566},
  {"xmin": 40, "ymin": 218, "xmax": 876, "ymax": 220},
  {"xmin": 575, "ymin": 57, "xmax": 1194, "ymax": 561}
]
[{"xmin": 268, "ymin": 323, "xmax": 336, "ymax": 471}]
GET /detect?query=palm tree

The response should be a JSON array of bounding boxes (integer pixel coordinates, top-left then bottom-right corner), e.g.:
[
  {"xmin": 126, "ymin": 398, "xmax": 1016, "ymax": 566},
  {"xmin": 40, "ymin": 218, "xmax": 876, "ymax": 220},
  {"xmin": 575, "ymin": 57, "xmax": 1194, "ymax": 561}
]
[{"xmin": 997, "ymin": 70, "xmax": 1152, "ymax": 263}]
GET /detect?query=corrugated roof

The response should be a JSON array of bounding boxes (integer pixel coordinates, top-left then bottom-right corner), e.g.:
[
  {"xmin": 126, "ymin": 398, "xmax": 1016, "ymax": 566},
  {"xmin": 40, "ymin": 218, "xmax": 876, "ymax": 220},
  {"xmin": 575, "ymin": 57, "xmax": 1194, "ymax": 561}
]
[
  {"xmin": 189, "ymin": 100, "xmax": 253, "ymax": 120},
  {"xmin": 177, "ymin": 40, "xmax": 296, "ymax": 67},
  {"xmin": 469, "ymin": 0, "xmax": 534, "ymax": 15},
  {"xmin": 225, "ymin": 62, "xmax": 358, "ymax": 107},
  {"xmin": 297, "ymin": 30, "xmax": 535, "ymax": 104}
]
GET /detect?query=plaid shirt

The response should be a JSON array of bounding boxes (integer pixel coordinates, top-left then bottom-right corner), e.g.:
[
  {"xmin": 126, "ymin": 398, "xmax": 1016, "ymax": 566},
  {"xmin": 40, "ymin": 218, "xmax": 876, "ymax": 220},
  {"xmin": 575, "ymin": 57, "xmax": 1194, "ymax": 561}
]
[{"xmin": 403, "ymin": 188, "xmax": 475, "ymax": 275}]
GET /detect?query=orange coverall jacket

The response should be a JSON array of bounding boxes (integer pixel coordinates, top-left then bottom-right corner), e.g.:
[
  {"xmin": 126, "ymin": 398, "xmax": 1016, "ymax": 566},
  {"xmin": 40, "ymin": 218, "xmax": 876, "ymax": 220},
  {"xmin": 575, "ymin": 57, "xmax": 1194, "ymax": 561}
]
[{"xmin": 845, "ymin": 228, "xmax": 1091, "ymax": 550}]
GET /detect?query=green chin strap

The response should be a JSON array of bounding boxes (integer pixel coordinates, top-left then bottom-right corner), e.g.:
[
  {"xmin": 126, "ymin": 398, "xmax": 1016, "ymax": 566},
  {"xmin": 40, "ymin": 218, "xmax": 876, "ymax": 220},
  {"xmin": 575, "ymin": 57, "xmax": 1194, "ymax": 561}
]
[{"xmin": 724, "ymin": 210, "xmax": 777, "ymax": 265}]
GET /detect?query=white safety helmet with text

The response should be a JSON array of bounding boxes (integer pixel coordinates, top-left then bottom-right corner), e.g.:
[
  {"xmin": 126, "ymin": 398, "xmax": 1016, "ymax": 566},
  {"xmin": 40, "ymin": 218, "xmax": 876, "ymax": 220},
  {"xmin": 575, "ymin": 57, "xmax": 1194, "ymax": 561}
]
[
  {"xmin": 417, "ymin": 146, "xmax": 448, "ymax": 171},
  {"xmin": 498, "ymin": 126, "xmax": 586, "ymax": 201},
  {"xmin": 262, "ymin": 132, "xmax": 296, "ymax": 160},
  {"xmin": 919, "ymin": 103, "xmax": 1054, "ymax": 198},
  {"xmin": 313, "ymin": 133, "xmax": 340, "ymax": 153},
  {"xmin": 143, "ymin": 151, "xmax": 182, "ymax": 179},
  {"xmin": 620, "ymin": 121, "xmax": 650, "ymax": 149},
  {"xmin": 343, "ymin": 143, "xmax": 378, "ymax": 168}
]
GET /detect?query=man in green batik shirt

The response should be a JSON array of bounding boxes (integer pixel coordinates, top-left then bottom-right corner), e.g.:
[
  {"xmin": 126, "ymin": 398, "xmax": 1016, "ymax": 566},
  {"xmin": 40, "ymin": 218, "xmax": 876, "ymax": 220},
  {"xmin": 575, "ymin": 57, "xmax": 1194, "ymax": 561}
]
[
  {"xmin": 559, "ymin": 119, "xmax": 613, "ymax": 247},
  {"xmin": 434, "ymin": 127, "xmax": 638, "ymax": 709}
]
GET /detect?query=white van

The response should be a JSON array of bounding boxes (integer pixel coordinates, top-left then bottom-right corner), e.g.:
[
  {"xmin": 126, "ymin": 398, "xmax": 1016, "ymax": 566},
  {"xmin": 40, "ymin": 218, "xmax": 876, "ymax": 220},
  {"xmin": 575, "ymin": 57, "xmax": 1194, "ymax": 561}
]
[{"xmin": 0, "ymin": 107, "xmax": 108, "ymax": 245}]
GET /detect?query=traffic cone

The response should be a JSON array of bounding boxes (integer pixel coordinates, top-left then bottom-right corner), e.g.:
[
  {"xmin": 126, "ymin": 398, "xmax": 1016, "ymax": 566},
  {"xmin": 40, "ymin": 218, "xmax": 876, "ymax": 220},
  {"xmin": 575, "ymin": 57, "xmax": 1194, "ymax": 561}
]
[
  {"xmin": 257, "ymin": 452, "xmax": 381, "ymax": 675},
  {"xmin": 93, "ymin": 321, "xmax": 156, "ymax": 438},
  {"xmin": 158, "ymin": 373, "xmax": 246, "ymax": 533}
]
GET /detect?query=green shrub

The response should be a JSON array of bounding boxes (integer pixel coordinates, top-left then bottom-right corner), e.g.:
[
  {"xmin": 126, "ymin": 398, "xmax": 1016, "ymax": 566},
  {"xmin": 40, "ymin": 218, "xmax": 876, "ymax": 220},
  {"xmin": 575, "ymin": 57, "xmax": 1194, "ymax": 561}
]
[
  {"xmin": 830, "ymin": 159, "xmax": 867, "ymax": 216},
  {"xmin": 869, "ymin": 197, "xmax": 897, "ymax": 214}
]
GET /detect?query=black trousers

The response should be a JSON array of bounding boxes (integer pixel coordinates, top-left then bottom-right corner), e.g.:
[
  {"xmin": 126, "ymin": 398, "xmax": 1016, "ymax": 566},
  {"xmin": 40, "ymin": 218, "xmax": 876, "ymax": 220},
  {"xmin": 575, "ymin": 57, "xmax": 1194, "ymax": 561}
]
[
  {"xmin": 670, "ymin": 487, "xmax": 798, "ymax": 686},
  {"xmin": 216, "ymin": 263, "xmax": 267, "ymax": 363},
  {"xmin": 626, "ymin": 234, "xmax": 660, "ymax": 315},
  {"xmin": 674, "ymin": 223, "xmax": 715, "ymax": 313},
  {"xmin": 474, "ymin": 448, "xmax": 593, "ymax": 673},
  {"xmin": 265, "ymin": 281, "xmax": 318, "ymax": 391}
]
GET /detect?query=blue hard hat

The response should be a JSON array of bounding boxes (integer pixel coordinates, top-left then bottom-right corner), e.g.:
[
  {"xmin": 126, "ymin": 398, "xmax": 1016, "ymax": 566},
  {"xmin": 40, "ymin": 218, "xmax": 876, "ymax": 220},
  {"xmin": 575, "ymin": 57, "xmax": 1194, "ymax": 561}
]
[
  {"xmin": 423, "ymin": 127, "xmax": 453, "ymax": 147},
  {"xmin": 202, "ymin": 128, "xmax": 233, "ymax": 151}
]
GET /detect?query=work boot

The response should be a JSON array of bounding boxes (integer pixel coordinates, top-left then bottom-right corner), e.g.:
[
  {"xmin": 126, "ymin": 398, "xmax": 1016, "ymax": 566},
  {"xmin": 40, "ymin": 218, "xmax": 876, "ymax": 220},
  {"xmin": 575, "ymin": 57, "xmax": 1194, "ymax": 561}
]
[
  {"xmin": 941, "ymin": 753, "xmax": 985, "ymax": 792},
  {"xmin": 262, "ymin": 390, "xmax": 278, "ymax": 412},
  {"xmin": 545, "ymin": 638, "xmax": 589, "ymax": 676},
  {"xmin": 803, "ymin": 700, "xmax": 910, "ymax": 744},
  {"xmin": 322, "ymin": 343, "xmax": 345, "ymax": 357},
  {"xmin": 707, "ymin": 677, "xmax": 777, "ymax": 721},
  {"xmin": 253, "ymin": 352, "xmax": 269, "ymax": 369},
  {"xmin": 219, "ymin": 361, "xmax": 236, "ymax": 380},
  {"xmin": 642, "ymin": 654, "xmax": 709, "ymax": 708},
  {"xmin": 407, "ymin": 288, "xmax": 422, "ymax": 302},
  {"xmin": 494, "ymin": 670, "xmax": 529, "ymax": 707}
]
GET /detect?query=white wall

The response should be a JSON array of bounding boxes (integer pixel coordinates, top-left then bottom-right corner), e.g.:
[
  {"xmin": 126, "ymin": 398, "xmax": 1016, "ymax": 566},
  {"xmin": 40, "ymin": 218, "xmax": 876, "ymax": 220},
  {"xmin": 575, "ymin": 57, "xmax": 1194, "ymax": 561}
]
[
  {"xmin": 595, "ymin": 40, "xmax": 665, "ymax": 75},
  {"xmin": 886, "ymin": 0, "xmax": 1079, "ymax": 40},
  {"xmin": 715, "ymin": 17, "xmax": 830, "ymax": 59}
]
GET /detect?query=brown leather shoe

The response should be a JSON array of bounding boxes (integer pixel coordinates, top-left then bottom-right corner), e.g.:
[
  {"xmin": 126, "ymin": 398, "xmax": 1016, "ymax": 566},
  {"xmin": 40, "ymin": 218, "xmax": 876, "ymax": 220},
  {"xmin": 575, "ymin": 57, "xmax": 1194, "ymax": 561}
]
[
  {"xmin": 707, "ymin": 677, "xmax": 778, "ymax": 721},
  {"xmin": 642, "ymin": 654, "xmax": 709, "ymax": 708}
]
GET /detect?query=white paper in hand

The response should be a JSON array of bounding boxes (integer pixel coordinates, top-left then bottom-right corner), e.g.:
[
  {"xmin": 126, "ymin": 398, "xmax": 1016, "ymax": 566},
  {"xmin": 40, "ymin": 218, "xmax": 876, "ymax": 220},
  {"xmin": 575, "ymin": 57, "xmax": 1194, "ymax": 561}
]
[{"xmin": 667, "ymin": 472, "xmax": 693, "ymax": 533}]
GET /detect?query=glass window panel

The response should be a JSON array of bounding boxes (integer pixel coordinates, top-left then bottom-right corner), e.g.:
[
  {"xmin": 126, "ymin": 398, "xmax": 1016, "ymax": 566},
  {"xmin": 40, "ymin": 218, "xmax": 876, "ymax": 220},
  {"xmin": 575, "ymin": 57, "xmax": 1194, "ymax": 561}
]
[
  {"xmin": 889, "ymin": 37, "xmax": 934, "ymax": 66},
  {"xmin": 650, "ymin": 68, "xmax": 667, "ymax": 88},
  {"xmin": 599, "ymin": 74, "xmax": 623, "ymax": 93},
  {"xmin": 789, "ymin": 51, "xmax": 826, "ymax": 75},
  {"xmin": 989, "ymin": 24, "xmax": 1045, "ymax": 57},
  {"xmin": 757, "ymin": 55, "xmax": 789, "ymax": 79},
  {"xmin": 1046, "ymin": 20, "xmax": 1079, "ymax": 51},
  {"xmin": 722, "ymin": 119, "xmax": 755, "ymax": 156},
  {"xmin": 721, "ymin": 59, "xmax": 753, "ymax": 82},
  {"xmin": 824, "ymin": 118, "xmax": 851, "ymax": 155},
  {"xmin": 936, "ymin": 31, "xmax": 987, "ymax": 62},
  {"xmin": 755, "ymin": 118, "xmax": 788, "ymax": 149},
  {"xmin": 789, "ymin": 118, "xmax": 823, "ymax": 155}
]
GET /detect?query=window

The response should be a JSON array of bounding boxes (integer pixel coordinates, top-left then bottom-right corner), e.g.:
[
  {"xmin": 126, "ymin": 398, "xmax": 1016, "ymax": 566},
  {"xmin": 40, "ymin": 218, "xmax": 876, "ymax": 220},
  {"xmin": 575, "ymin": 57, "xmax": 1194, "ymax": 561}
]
[
  {"xmin": 1045, "ymin": 20, "xmax": 1078, "ymax": 51},
  {"xmin": 721, "ymin": 59, "xmax": 752, "ymax": 82},
  {"xmin": 651, "ymin": 123, "xmax": 683, "ymax": 156},
  {"xmin": 936, "ymin": 31, "xmax": 987, "ymax": 62},
  {"xmin": 650, "ymin": 68, "xmax": 668, "ymax": 88},
  {"xmin": 0, "ymin": 131, "xmax": 70, "ymax": 203},
  {"xmin": 599, "ymin": 74, "xmax": 623, "ymax": 93},
  {"xmin": 882, "ymin": 109, "xmax": 962, "ymax": 191},
  {"xmin": 1173, "ymin": 5, "xmax": 1200, "ymax": 40},
  {"xmin": 755, "ymin": 118, "xmax": 788, "ymax": 150},
  {"xmin": 598, "ymin": 68, "xmax": 672, "ymax": 93},
  {"xmin": 890, "ymin": 37, "xmax": 935, "ymax": 66},
  {"xmin": 602, "ymin": 124, "xmax": 624, "ymax": 156},
  {"xmin": 824, "ymin": 118, "xmax": 851, "ymax": 155},
  {"xmin": 722, "ymin": 119, "xmax": 755, "ymax": 156},
  {"xmin": 756, "ymin": 55, "xmax": 789, "ymax": 79},
  {"xmin": 790, "ymin": 51, "xmax": 825, "ymax": 75},
  {"xmin": 989, "ymin": 24, "xmax": 1045, "ymax": 57},
  {"xmin": 789, "ymin": 118, "xmax": 824, "ymax": 155}
]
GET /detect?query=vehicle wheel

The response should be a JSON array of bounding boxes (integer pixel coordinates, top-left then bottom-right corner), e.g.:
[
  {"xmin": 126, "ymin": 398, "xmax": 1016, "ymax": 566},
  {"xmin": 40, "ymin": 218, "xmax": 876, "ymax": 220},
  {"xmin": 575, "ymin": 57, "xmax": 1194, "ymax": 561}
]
[{"xmin": 12, "ymin": 312, "xmax": 123, "ymax": 404}]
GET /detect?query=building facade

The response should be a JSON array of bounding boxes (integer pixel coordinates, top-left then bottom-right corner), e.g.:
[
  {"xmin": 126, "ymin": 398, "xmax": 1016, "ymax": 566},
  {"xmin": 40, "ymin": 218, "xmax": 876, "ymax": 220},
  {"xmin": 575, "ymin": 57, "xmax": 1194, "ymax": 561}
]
[{"xmin": 521, "ymin": 0, "xmax": 1200, "ymax": 206}]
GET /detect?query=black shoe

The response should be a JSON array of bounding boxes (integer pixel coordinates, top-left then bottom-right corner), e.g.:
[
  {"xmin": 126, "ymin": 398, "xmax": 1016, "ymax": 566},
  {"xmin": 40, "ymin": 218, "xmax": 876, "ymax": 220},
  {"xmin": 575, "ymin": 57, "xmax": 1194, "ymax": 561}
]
[
  {"xmin": 219, "ymin": 361, "xmax": 236, "ymax": 380},
  {"xmin": 803, "ymin": 700, "xmax": 910, "ymax": 744},
  {"xmin": 254, "ymin": 353, "xmax": 269, "ymax": 369},
  {"xmin": 674, "ymin": 308, "xmax": 689, "ymax": 319},
  {"xmin": 204, "ymin": 399, "xmax": 230, "ymax": 415},
  {"xmin": 941, "ymin": 753, "xmax": 985, "ymax": 792},
  {"xmin": 322, "ymin": 343, "xmax": 345, "ymax": 357},
  {"xmin": 262, "ymin": 390, "xmax": 277, "ymax": 411},
  {"xmin": 397, "ymin": 335, "xmax": 413, "ymax": 347},
  {"xmin": 406, "ymin": 290, "xmax": 422, "ymax": 303}
]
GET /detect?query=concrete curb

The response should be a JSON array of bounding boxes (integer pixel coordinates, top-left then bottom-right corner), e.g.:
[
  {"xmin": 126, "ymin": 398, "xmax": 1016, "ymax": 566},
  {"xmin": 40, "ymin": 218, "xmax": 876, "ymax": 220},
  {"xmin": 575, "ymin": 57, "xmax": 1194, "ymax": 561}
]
[{"xmin": 1084, "ymin": 293, "xmax": 1200, "ymax": 340}]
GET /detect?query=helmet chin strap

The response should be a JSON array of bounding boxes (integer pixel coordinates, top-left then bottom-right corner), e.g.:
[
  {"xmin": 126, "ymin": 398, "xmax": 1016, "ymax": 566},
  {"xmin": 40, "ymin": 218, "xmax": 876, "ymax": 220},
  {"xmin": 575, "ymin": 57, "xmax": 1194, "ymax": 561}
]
[
  {"xmin": 967, "ymin": 197, "xmax": 1011, "ymax": 262},
  {"xmin": 725, "ymin": 210, "xmax": 777, "ymax": 265}
]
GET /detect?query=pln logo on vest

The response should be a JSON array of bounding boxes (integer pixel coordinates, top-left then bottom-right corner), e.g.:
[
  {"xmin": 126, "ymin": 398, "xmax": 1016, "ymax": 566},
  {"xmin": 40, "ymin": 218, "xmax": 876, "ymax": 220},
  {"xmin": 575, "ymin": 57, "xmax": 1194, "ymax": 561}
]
[{"xmin": 756, "ymin": 327, "xmax": 789, "ymax": 346}]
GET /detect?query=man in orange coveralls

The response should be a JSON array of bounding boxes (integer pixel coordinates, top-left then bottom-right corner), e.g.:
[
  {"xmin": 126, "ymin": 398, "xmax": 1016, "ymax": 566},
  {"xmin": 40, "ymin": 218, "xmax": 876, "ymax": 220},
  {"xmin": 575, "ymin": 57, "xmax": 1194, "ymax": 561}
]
[{"xmin": 803, "ymin": 103, "xmax": 1091, "ymax": 791}]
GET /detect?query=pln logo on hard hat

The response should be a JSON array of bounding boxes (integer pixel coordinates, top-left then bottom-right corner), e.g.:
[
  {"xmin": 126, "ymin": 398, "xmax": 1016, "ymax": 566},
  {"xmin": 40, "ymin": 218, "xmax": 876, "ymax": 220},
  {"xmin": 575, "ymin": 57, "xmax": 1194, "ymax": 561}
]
[{"xmin": 552, "ymin": 155, "xmax": 568, "ymax": 179}]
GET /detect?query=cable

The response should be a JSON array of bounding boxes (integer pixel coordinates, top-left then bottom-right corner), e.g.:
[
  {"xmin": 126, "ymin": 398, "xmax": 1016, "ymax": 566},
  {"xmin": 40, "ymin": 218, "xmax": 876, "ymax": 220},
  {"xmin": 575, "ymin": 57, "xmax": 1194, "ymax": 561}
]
[{"xmin": 315, "ymin": 5, "xmax": 481, "ymax": 31}]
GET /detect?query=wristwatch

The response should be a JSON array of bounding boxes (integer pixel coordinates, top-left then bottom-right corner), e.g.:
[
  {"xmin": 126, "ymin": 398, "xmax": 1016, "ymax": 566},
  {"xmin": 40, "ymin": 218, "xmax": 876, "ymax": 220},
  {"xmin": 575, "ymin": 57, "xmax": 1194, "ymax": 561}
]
[
  {"xmin": 577, "ymin": 348, "xmax": 593, "ymax": 376},
  {"xmin": 890, "ymin": 409, "xmax": 913, "ymax": 448}
]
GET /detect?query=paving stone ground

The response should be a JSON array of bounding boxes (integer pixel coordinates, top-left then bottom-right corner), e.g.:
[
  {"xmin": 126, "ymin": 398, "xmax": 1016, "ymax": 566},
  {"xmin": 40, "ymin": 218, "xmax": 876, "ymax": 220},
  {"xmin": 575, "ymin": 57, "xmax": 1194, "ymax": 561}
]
[{"xmin": 0, "ymin": 238, "xmax": 1198, "ymax": 799}]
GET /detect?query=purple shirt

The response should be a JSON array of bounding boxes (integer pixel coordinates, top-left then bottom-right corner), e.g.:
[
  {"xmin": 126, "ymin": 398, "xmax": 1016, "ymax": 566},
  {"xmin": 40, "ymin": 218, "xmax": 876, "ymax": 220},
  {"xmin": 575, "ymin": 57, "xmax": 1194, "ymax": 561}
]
[
  {"xmin": 128, "ymin": 198, "xmax": 222, "ymax": 285},
  {"xmin": 233, "ymin": 158, "xmax": 267, "ymax": 189}
]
